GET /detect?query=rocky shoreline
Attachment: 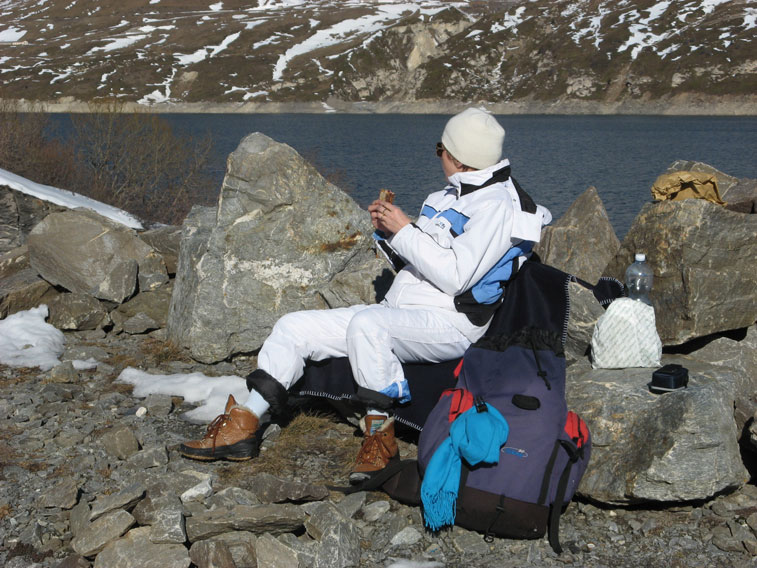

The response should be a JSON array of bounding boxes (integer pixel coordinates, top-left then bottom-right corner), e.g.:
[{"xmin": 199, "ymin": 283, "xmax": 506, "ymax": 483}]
[
  {"xmin": 4, "ymin": 96, "xmax": 757, "ymax": 116},
  {"xmin": 1, "ymin": 133, "xmax": 756, "ymax": 567}
]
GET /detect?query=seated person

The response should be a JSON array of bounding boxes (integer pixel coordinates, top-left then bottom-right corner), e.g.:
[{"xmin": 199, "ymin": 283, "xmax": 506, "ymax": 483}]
[{"xmin": 180, "ymin": 107, "xmax": 552, "ymax": 483}]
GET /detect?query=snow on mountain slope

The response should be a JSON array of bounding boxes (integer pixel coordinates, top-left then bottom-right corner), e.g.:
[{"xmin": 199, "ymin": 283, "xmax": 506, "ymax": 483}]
[{"xmin": 0, "ymin": 0, "xmax": 754, "ymax": 109}]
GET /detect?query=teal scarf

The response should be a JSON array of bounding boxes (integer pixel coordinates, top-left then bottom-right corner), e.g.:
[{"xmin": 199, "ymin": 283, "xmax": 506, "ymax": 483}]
[{"xmin": 421, "ymin": 403, "xmax": 509, "ymax": 531}]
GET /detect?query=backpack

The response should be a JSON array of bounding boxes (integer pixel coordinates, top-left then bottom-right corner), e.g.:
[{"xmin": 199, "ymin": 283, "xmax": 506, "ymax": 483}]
[{"xmin": 416, "ymin": 326, "xmax": 591, "ymax": 553}]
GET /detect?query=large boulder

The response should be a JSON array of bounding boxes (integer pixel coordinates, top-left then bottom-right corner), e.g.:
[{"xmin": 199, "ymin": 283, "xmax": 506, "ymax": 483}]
[
  {"xmin": 0, "ymin": 185, "xmax": 65, "ymax": 255},
  {"xmin": 680, "ymin": 325, "xmax": 757, "ymax": 432},
  {"xmin": 568, "ymin": 356, "xmax": 749, "ymax": 505},
  {"xmin": 167, "ymin": 133, "xmax": 383, "ymax": 363},
  {"xmin": 603, "ymin": 198, "xmax": 757, "ymax": 346},
  {"xmin": 47, "ymin": 293, "xmax": 109, "ymax": 331},
  {"xmin": 111, "ymin": 283, "xmax": 174, "ymax": 334},
  {"xmin": 534, "ymin": 186, "xmax": 620, "ymax": 284},
  {"xmin": 0, "ymin": 246, "xmax": 59, "ymax": 318},
  {"xmin": 27, "ymin": 209, "xmax": 168, "ymax": 304},
  {"xmin": 139, "ymin": 225, "xmax": 182, "ymax": 276}
]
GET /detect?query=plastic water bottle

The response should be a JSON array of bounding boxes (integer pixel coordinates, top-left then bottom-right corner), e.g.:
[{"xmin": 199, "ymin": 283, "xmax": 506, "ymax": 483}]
[{"xmin": 625, "ymin": 253, "xmax": 653, "ymax": 305}]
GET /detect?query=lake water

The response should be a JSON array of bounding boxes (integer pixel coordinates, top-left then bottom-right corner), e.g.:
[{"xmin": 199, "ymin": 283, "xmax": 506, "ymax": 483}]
[{"xmin": 54, "ymin": 113, "xmax": 757, "ymax": 239}]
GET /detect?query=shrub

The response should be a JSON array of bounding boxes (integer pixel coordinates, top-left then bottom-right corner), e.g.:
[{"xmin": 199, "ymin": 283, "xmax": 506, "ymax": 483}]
[
  {"xmin": 0, "ymin": 100, "xmax": 80, "ymax": 190},
  {"xmin": 0, "ymin": 99, "xmax": 212, "ymax": 226},
  {"xmin": 70, "ymin": 101, "xmax": 213, "ymax": 225}
]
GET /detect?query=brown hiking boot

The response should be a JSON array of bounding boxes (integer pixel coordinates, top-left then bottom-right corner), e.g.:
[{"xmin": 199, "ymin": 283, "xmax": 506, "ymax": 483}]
[
  {"xmin": 180, "ymin": 395, "xmax": 260, "ymax": 461},
  {"xmin": 349, "ymin": 415, "xmax": 399, "ymax": 484}
]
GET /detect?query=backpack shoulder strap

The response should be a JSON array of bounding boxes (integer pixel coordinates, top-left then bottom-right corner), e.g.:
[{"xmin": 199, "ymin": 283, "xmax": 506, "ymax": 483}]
[{"xmin": 547, "ymin": 441, "xmax": 582, "ymax": 554}]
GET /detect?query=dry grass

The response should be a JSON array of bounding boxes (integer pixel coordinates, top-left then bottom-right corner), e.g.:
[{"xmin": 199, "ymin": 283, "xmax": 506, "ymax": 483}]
[
  {"xmin": 138, "ymin": 337, "xmax": 194, "ymax": 366},
  {"xmin": 0, "ymin": 364, "xmax": 42, "ymax": 388},
  {"xmin": 104, "ymin": 352, "xmax": 144, "ymax": 373},
  {"xmin": 0, "ymin": 503, "xmax": 12, "ymax": 520},
  {"xmin": 219, "ymin": 411, "xmax": 362, "ymax": 486}
]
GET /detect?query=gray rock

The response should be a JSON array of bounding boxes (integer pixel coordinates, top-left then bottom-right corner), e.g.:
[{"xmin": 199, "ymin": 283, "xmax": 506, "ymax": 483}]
[
  {"xmin": 153, "ymin": 470, "xmax": 215, "ymax": 501},
  {"xmin": 47, "ymin": 292, "xmax": 108, "ymax": 331},
  {"xmin": 207, "ymin": 487, "xmax": 261, "ymax": 509},
  {"xmin": 139, "ymin": 225, "xmax": 182, "ymax": 275},
  {"xmin": 450, "ymin": 525, "xmax": 491, "ymax": 556},
  {"xmin": 38, "ymin": 476, "xmax": 79, "ymax": 510},
  {"xmin": 99, "ymin": 425, "xmax": 141, "ymax": 459},
  {"xmin": 111, "ymin": 282, "xmax": 173, "ymax": 331},
  {"xmin": 390, "ymin": 526, "xmax": 423, "ymax": 546},
  {"xmin": 565, "ymin": 281, "xmax": 606, "ymax": 365},
  {"xmin": 0, "ymin": 185, "xmax": 65, "ymax": 255},
  {"xmin": 63, "ymin": 343, "xmax": 110, "ymax": 362},
  {"xmin": 254, "ymin": 533, "xmax": 300, "ymax": 568},
  {"xmin": 278, "ymin": 532, "xmax": 319, "ymax": 566},
  {"xmin": 534, "ymin": 186, "xmax": 620, "ymax": 284},
  {"xmin": 125, "ymin": 445, "xmax": 169, "ymax": 470},
  {"xmin": 93, "ymin": 526, "xmax": 190, "ymax": 568},
  {"xmin": 568, "ymin": 357, "xmax": 749, "ymax": 505},
  {"xmin": 144, "ymin": 394, "xmax": 174, "ymax": 417},
  {"xmin": 185, "ymin": 503, "xmax": 306, "ymax": 541},
  {"xmin": 603, "ymin": 199, "xmax": 757, "ymax": 346},
  {"xmin": 71, "ymin": 509, "xmax": 136, "ymax": 557},
  {"xmin": 137, "ymin": 250, "xmax": 170, "ymax": 291},
  {"xmin": 306, "ymin": 502, "xmax": 361, "ymax": 568},
  {"xmin": 207, "ymin": 531, "xmax": 258, "ymax": 568},
  {"xmin": 682, "ymin": 325, "xmax": 757, "ymax": 431},
  {"xmin": 149, "ymin": 503, "xmax": 186, "ymax": 545},
  {"xmin": 336, "ymin": 491, "xmax": 367, "ymax": 519},
  {"xmin": 0, "ymin": 266, "xmax": 58, "ymax": 319},
  {"xmin": 163, "ymin": 205, "xmax": 215, "ymax": 357},
  {"xmin": 27, "ymin": 209, "xmax": 164, "ymax": 303},
  {"xmin": 132, "ymin": 489, "xmax": 182, "ymax": 527},
  {"xmin": 89, "ymin": 482, "xmax": 146, "ymax": 521},
  {"xmin": 711, "ymin": 526, "xmax": 746, "ymax": 553},
  {"xmin": 167, "ymin": 133, "xmax": 381, "ymax": 363},
  {"xmin": 53, "ymin": 554, "xmax": 90, "ymax": 568},
  {"xmin": 48, "ymin": 361, "xmax": 79, "ymax": 384},
  {"xmin": 362, "ymin": 500, "xmax": 391, "ymax": 523},
  {"xmin": 121, "ymin": 312, "xmax": 159, "ymax": 335},
  {"xmin": 248, "ymin": 472, "xmax": 330, "ymax": 504},
  {"xmin": 0, "ymin": 245, "xmax": 31, "ymax": 279},
  {"xmin": 180, "ymin": 477, "xmax": 213, "ymax": 503},
  {"xmin": 189, "ymin": 539, "xmax": 236, "ymax": 568},
  {"xmin": 69, "ymin": 500, "xmax": 91, "ymax": 538}
]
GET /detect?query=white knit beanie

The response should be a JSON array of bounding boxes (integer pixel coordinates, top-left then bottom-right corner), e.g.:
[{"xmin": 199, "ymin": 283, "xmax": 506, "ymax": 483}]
[{"xmin": 441, "ymin": 107, "xmax": 505, "ymax": 170}]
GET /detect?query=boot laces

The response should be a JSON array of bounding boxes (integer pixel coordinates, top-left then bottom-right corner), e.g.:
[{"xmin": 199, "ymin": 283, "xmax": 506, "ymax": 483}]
[
  {"xmin": 355, "ymin": 432, "xmax": 389, "ymax": 468},
  {"xmin": 203, "ymin": 412, "xmax": 230, "ymax": 450}
]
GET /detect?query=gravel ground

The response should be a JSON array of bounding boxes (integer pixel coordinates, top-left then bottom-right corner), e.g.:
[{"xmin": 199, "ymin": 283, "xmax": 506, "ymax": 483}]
[{"xmin": 1, "ymin": 330, "xmax": 756, "ymax": 568}]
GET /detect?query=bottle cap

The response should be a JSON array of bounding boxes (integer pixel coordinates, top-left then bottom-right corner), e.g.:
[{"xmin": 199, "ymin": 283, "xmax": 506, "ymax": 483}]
[{"xmin": 635, "ymin": 253, "xmax": 646, "ymax": 262}]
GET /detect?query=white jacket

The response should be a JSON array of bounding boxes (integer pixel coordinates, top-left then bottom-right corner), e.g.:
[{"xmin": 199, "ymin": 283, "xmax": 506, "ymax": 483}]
[{"xmin": 376, "ymin": 159, "xmax": 551, "ymax": 329}]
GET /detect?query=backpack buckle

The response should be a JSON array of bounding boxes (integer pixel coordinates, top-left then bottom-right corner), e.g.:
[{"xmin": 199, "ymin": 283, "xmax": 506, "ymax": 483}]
[{"xmin": 474, "ymin": 396, "xmax": 487, "ymax": 413}]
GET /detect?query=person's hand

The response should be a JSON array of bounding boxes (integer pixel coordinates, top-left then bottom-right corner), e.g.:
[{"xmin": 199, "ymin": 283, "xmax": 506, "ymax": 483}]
[{"xmin": 368, "ymin": 199, "xmax": 411, "ymax": 236}]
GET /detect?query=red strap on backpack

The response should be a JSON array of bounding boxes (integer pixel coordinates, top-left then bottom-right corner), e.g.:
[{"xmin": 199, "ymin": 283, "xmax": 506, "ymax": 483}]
[
  {"xmin": 453, "ymin": 358, "xmax": 464, "ymax": 378},
  {"xmin": 564, "ymin": 410, "xmax": 588, "ymax": 448},
  {"xmin": 440, "ymin": 388, "xmax": 474, "ymax": 423}
]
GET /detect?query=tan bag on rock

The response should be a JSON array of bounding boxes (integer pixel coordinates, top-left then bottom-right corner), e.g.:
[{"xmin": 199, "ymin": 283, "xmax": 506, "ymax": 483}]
[{"xmin": 651, "ymin": 171, "xmax": 726, "ymax": 205}]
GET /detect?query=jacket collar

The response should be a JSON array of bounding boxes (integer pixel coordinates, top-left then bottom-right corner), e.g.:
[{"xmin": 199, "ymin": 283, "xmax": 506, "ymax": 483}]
[
  {"xmin": 446, "ymin": 158, "xmax": 552, "ymax": 242},
  {"xmin": 446, "ymin": 159, "xmax": 511, "ymax": 198}
]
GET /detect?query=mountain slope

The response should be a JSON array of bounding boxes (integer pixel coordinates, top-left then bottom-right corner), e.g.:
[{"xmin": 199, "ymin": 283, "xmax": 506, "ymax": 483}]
[{"xmin": 0, "ymin": 0, "xmax": 754, "ymax": 112}]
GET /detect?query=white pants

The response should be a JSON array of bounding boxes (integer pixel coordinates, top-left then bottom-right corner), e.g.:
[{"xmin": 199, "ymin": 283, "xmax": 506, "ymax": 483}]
[{"xmin": 256, "ymin": 304, "xmax": 484, "ymax": 395}]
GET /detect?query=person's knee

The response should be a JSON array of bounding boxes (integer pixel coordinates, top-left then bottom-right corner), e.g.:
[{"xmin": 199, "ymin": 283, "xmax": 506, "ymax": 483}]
[
  {"xmin": 346, "ymin": 308, "xmax": 384, "ymax": 339},
  {"xmin": 269, "ymin": 311, "xmax": 307, "ymax": 340}
]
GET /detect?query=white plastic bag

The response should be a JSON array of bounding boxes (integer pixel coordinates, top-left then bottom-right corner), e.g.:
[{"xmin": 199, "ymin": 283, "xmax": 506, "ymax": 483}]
[{"xmin": 591, "ymin": 298, "xmax": 662, "ymax": 369}]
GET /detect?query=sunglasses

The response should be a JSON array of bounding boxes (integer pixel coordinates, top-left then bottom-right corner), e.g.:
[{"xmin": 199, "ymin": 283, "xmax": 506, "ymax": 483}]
[{"xmin": 436, "ymin": 142, "xmax": 444, "ymax": 157}]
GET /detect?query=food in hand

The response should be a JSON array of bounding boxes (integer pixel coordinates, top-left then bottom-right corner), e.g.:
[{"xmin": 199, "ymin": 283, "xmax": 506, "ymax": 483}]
[{"xmin": 379, "ymin": 189, "xmax": 395, "ymax": 204}]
